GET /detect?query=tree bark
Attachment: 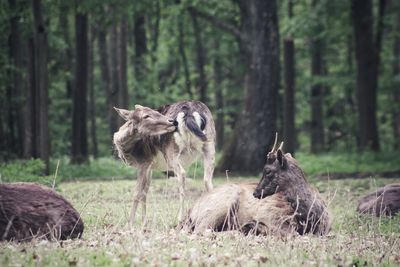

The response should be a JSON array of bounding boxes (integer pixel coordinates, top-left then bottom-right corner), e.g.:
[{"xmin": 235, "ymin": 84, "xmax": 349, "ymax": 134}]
[
  {"xmin": 118, "ymin": 17, "xmax": 129, "ymax": 127},
  {"xmin": 134, "ymin": 15, "xmax": 147, "ymax": 81},
  {"xmin": 177, "ymin": 14, "xmax": 192, "ymax": 97},
  {"xmin": 59, "ymin": 0, "xmax": 73, "ymax": 118},
  {"xmin": 88, "ymin": 22, "xmax": 98, "ymax": 158},
  {"xmin": 213, "ymin": 37, "xmax": 224, "ymax": 150},
  {"xmin": 32, "ymin": 0, "xmax": 49, "ymax": 174},
  {"xmin": 393, "ymin": 0, "xmax": 400, "ymax": 149},
  {"xmin": 151, "ymin": 0, "xmax": 160, "ymax": 63},
  {"xmin": 71, "ymin": 12, "xmax": 89, "ymax": 163},
  {"xmin": 309, "ymin": 0, "xmax": 325, "ymax": 153},
  {"xmin": 189, "ymin": 10, "xmax": 207, "ymax": 103},
  {"xmin": 108, "ymin": 22, "xmax": 120, "ymax": 134},
  {"xmin": 24, "ymin": 38, "xmax": 37, "ymax": 158},
  {"xmin": 218, "ymin": 0, "xmax": 280, "ymax": 174},
  {"xmin": 351, "ymin": 0, "xmax": 380, "ymax": 151},
  {"xmin": 8, "ymin": 0, "xmax": 24, "ymax": 157},
  {"xmin": 283, "ymin": 38, "xmax": 296, "ymax": 154}
]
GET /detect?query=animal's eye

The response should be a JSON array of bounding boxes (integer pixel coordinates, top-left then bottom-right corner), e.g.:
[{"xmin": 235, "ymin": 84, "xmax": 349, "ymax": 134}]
[{"xmin": 143, "ymin": 115, "xmax": 150, "ymax": 119}]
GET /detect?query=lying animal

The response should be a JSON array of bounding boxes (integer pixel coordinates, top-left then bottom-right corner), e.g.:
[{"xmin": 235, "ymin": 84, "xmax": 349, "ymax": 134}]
[
  {"xmin": 357, "ymin": 183, "xmax": 400, "ymax": 217},
  {"xmin": 113, "ymin": 100, "xmax": 216, "ymax": 223},
  {"xmin": 182, "ymin": 141, "xmax": 331, "ymax": 235},
  {"xmin": 0, "ymin": 183, "xmax": 84, "ymax": 241}
]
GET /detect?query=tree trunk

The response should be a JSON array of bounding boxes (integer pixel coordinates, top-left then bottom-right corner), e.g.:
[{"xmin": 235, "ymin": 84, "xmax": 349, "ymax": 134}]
[
  {"xmin": 8, "ymin": 0, "xmax": 24, "ymax": 157},
  {"xmin": 88, "ymin": 23, "xmax": 98, "ymax": 158},
  {"xmin": 24, "ymin": 38, "xmax": 37, "ymax": 159},
  {"xmin": 309, "ymin": 0, "xmax": 325, "ymax": 153},
  {"xmin": 134, "ymin": 15, "xmax": 147, "ymax": 81},
  {"xmin": 97, "ymin": 26, "xmax": 114, "ymax": 137},
  {"xmin": 151, "ymin": 0, "xmax": 160, "ymax": 63},
  {"xmin": 59, "ymin": 0, "xmax": 73, "ymax": 118},
  {"xmin": 189, "ymin": 10, "xmax": 207, "ymax": 103},
  {"xmin": 351, "ymin": 0, "xmax": 380, "ymax": 151},
  {"xmin": 393, "ymin": 0, "xmax": 400, "ymax": 149},
  {"xmin": 32, "ymin": 0, "xmax": 49, "ymax": 174},
  {"xmin": 108, "ymin": 22, "xmax": 120, "ymax": 134},
  {"xmin": 218, "ymin": 0, "xmax": 280, "ymax": 175},
  {"xmin": 71, "ymin": 12, "xmax": 89, "ymax": 163},
  {"xmin": 119, "ymin": 17, "xmax": 129, "ymax": 111},
  {"xmin": 283, "ymin": 38, "xmax": 296, "ymax": 154},
  {"xmin": 213, "ymin": 37, "xmax": 224, "ymax": 150},
  {"xmin": 177, "ymin": 14, "xmax": 192, "ymax": 97}
]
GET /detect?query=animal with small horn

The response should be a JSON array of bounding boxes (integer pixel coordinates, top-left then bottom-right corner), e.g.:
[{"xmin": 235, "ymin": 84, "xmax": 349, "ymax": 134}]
[
  {"xmin": 182, "ymin": 135, "xmax": 331, "ymax": 235},
  {"xmin": 113, "ymin": 100, "xmax": 216, "ymax": 223}
]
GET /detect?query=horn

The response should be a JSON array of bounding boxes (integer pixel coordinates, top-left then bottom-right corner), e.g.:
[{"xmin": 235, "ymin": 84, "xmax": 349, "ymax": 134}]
[
  {"xmin": 278, "ymin": 141, "xmax": 284, "ymax": 150},
  {"xmin": 270, "ymin": 132, "xmax": 278, "ymax": 153}
]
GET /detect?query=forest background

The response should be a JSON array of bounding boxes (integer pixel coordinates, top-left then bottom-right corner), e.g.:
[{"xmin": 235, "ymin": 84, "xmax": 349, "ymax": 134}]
[{"xmin": 1, "ymin": 0, "xmax": 400, "ymax": 180}]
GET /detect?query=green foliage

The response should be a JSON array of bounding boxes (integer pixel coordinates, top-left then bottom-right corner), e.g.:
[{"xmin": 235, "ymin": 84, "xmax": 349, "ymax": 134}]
[
  {"xmin": 49, "ymin": 157, "xmax": 135, "ymax": 181},
  {"xmin": 0, "ymin": 159, "xmax": 58, "ymax": 186},
  {"xmin": 297, "ymin": 151, "xmax": 400, "ymax": 175}
]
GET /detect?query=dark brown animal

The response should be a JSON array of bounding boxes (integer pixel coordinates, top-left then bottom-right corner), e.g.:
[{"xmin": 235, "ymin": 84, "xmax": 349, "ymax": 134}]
[
  {"xmin": 0, "ymin": 183, "xmax": 84, "ymax": 241},
  {"xmin": 183, "ymin": 141, "xmax": 331, "ymax": 236},
  {"xmin": 113, "ymin": 100, "xmax": 216, "ymax": 223},
  {"xmin": 357, "ymin": 183, "xmax": 400, "ymax": 216}
]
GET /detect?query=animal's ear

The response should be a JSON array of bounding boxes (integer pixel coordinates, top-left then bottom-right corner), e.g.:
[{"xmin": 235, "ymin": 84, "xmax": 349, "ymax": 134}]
[
  {"xmin": 134, "ymin": 104, "xmax": 144, "ymax": 110},
  {"xmin": 114, "ymin": 107, "xmax": 132, "ymax": 121},
  {"xmin": 277, "ymin": 149, "xmax": 287, "ymax": 168}
]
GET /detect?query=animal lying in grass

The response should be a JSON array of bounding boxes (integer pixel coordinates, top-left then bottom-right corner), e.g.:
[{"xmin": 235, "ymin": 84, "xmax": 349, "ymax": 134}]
[
  {"xmin": 0, "ymin": 183, "xmax": 84, "ymax": 241},
  {"xmin": 357, "ymin": 183, "xmax": 400, "ymax": 217},
  {"xmin": 113, "ymin": 100, "xmax": 216, "ymax": 223},
  {"xmin": 182, "ymin": 141, "xmax": 331, "ymax": 235}
]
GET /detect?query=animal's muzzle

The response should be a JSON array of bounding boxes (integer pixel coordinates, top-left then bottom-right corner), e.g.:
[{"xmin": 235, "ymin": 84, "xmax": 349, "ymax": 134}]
[{"xmin": 253, "ymin": 190, "xmax": 263, "ymax": 199}]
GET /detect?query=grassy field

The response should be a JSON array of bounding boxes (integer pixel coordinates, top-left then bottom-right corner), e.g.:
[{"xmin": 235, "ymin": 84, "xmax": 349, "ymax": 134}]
[{"xmin": 1, "ymin": 175, "xmax": 399, "ymax": 266}]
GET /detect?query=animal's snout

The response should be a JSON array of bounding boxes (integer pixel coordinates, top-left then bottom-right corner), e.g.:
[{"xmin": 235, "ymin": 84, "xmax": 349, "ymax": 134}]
[
  {"xmin": 253, "ymin": 189, "xmax": 263, "ymax": 199},
  {"xmin": 169, "ymin": 119, "xmax": 178, "ymax": 127}
]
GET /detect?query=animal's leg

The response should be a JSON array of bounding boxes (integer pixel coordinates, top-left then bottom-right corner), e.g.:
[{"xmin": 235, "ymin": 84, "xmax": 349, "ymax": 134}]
[
  {"xmin": 130, "ymin": 165, "xmax": 150, "ymax": 225},
  {"xmin": 141, "ymin": 169, "xmax": 152, "ymax": 223},
  {"xmin": 202, "ymin": 141, "xmax": 215, "ymax": 192},
  {"xmin": 172, "ymin": 161, "xmax": 187, "ymax": 222}
]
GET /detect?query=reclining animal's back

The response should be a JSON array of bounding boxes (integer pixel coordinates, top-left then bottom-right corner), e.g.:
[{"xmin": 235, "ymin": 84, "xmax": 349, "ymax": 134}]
[{"xmin": 0, "ymin": 183, "xmax": 84, "ymax": 241}]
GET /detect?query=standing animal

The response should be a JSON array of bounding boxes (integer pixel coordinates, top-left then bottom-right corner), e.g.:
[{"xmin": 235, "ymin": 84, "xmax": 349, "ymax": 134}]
[
  {"xmin": 357, "ymin": 183, "xmax": 400, "ymax": 217},
  {"xmin": 113, "ymin": 100, "xmax": 216, "ymax": 223},
  {"xmin": 182, "ymin": 141, "xmax": 331, "ymax": 236},
  {"xmin": 0, "ymin": 183, "xmax": 84, "ymax": 241}
]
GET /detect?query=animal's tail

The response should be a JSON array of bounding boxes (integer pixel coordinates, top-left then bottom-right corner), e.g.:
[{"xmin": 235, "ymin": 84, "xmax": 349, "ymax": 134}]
[{"xmin": 184, "ymin": 112, "xmax": 207, "ymax": 141}]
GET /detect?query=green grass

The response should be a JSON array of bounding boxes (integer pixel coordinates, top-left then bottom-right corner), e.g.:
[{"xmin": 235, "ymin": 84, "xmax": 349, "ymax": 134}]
[{"xmin": 0, "ymin": 176, "xmax": 400, "ymax": 266}]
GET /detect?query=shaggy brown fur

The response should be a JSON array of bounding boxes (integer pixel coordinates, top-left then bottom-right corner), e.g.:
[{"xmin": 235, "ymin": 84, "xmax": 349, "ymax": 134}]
[
  {"xmin": 183, "ymin": 145, "xmax": 331, "ymax": 236},
  {"xmin": 113, "ymin": 100, "xmax": 216, "ymax": 223},
  {"xmin": 357, "ymin": 183, "xmax": 400, "ymax": 216},
  {"xmin": 0, "ymin": 183, "xmax": 84, "ymax": 241}
]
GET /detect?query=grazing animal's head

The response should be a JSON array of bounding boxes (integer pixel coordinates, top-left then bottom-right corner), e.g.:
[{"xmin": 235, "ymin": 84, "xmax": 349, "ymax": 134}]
[
  {"xmin": 114, "ymin": 105, "xmax": 177, "ymax": 136},
  {"xmin": 253, "ymin": 137, "xmax": 306, "ymax": 199}
]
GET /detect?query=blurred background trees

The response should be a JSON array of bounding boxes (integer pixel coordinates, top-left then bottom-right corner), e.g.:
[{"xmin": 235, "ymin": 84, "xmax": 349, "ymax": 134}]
[{"xmin": 0, "ymin": 0, "xmax": 399, "ymax": 175}]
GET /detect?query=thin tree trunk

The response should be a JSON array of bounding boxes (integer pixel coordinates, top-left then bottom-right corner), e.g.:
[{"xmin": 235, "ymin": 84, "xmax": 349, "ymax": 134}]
[
  {"xmin": 119, "ymin": 17, "xmax": 129, "ymax": 110},
  {"xmin": 283, "ymin": 38, "xmax": 296, "ymax": 154},
  {"xmin": 213, "ymin": 37, "xmax": 224, "ymax": 150},
  {"xmin": 109, "ymin": 22, "xmax": 120, "ymax": 133},
  {"xmin": 97, "ymin": 25, "xmax": 114, "ymax": 137},
  {"xmin": 309, "ymin": 0, "xmax": 324, "ymax": 153},
  {"xmin": 151, "ymin": 0, "xmax": 160, "ymax": 63},
  {"xmin": 8, "ymin": 0, "xmax": 24, "ymax": 157},
  {"xmin": 24, "ymin": 38, "xmax": 36, "ymax": 158},
  {"xmin": 189, "ymin": 10, "xmax": 207, "ymax": 103},
  {"xmin": 393, "ymin": 0, "xmax": 400, "ymax": 149},
  {"xmin": 88, "ymin": 22, "xmax": 98, "ymax": 158},
  {"xmin": 218, "ymin": 0, "xmax": 280, "ymax": 174},
  {"xmin": 134, "ymin": 15, "xmax": 147, "ymax": 81},
  {"xmin": 283, "ymin": 0, "xmax": 296, "ymax": 154},
  {"xmin": 71, "ymin": 12, "xmax": 89, "ymax": 163},
  {"xmin": 59, "ymin": 0, "xmax": 73, "ymax": 117},
  {"xmin": 32, "ymin": 0, "xmax": 49, "ymax": 174},
  {"xmin": 351, "ymin": 0, "xmax": 380, "ymax": 151},
  {"xmin": 177, "ymin": 14, "xmax": 192, "ymax": 98}
]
